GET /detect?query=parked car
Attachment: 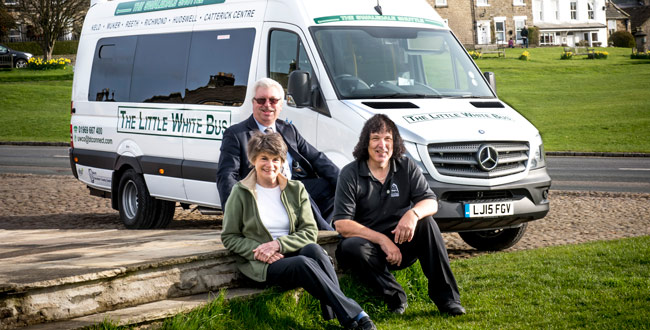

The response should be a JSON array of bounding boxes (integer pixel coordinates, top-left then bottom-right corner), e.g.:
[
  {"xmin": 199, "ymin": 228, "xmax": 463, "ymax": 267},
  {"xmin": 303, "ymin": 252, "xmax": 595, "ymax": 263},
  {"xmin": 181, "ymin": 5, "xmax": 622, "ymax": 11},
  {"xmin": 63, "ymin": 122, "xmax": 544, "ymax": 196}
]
[{"xmin": 0, "ymin": 44, "xmax": 33, "ymax": 68}]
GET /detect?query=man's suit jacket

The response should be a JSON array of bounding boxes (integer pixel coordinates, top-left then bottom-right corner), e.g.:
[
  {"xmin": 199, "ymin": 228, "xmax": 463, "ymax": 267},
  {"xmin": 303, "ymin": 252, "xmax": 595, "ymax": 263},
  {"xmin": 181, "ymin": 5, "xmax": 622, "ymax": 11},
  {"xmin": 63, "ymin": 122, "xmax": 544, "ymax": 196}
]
[{"xmin": 216, "ymin": 114, "xmax": 340, "ymax": 207}]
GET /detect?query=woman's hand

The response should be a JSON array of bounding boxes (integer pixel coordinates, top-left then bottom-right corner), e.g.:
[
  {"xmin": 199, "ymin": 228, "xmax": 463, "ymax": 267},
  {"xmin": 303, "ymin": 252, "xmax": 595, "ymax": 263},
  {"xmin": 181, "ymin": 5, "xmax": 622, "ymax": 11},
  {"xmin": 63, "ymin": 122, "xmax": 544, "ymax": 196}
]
[{"xmin": 253, "ymin": 240, "xmax": 284, "ymax": 264}]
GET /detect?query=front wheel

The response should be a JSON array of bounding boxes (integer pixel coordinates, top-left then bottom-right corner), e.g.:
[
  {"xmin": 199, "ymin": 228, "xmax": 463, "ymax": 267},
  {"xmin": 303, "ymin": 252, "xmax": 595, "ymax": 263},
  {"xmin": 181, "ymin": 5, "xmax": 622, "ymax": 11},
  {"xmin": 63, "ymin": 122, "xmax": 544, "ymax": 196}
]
[
  {"xmin": 15, "ymin": 59, "xmax": 27, "ymax": 68},
  {"xmin": 458, "ymin": 223, "xmax": 528, "ymax": 251},
  {"xmin": 117, "ymin": 169, "xmax": 157, "ymax": 229}
]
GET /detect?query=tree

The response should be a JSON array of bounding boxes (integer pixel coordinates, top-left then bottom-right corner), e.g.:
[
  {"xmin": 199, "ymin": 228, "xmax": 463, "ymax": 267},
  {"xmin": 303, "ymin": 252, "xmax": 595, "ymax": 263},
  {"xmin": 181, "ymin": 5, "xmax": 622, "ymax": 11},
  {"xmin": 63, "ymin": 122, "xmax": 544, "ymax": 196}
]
[
  {"xmin": 17, "ymin": 0, "xmax": 87, "ymax": 59},
  {"xmin": 0, "ymin": 3, "xmax": 17, "ymax": 40}
]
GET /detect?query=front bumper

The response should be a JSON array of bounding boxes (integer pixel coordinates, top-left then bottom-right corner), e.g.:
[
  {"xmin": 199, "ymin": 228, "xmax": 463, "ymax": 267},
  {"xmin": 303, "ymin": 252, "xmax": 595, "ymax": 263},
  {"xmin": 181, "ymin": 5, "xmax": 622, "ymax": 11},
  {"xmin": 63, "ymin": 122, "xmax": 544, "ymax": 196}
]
[{"xmin": 428, "ymin": 167, "xmax": 551, "ymax": 232}]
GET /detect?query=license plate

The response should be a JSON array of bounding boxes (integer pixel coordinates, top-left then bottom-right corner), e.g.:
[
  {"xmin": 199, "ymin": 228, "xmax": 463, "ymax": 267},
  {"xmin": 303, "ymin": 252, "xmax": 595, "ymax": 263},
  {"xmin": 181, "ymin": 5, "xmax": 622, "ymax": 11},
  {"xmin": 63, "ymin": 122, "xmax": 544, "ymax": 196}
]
[{"xmin": 464, "ymin": 202, "xmax": 514, "ymax": 218}]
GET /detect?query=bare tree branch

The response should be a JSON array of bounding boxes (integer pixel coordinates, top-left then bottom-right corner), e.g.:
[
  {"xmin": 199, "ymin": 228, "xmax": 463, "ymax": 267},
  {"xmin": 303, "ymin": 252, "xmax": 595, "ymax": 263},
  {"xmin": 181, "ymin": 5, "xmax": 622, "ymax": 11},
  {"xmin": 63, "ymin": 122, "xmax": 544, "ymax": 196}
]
[{"xmin": 17, "ymin": 0, "xmax": 87, "ymax": 59}]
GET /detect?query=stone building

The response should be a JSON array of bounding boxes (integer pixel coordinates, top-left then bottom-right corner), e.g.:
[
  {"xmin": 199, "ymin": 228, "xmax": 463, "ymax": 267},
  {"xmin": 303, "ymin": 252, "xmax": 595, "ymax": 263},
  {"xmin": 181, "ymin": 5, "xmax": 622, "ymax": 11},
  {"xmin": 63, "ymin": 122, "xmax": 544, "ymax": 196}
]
[
  {"xmin": 427, "ymin": 0, "xmax": 475, "ymax": 46},
  {"xmin": 606, "ymin": 0, "xmax": 631, "ymax": 39},
  {"xmin": 625, "ymin": 5, "xmax": 650, "ymax": 51},
  {"xmin": 428, "ymin": 0, "xmax": 532, "ymax": 47}
]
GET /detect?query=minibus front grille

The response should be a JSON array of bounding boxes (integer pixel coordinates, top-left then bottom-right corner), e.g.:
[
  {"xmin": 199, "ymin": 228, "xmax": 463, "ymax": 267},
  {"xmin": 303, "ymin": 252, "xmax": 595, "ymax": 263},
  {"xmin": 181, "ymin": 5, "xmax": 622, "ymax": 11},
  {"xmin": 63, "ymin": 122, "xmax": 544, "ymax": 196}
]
[{"xmin": 427, "ymin": 141, "xmax": 529, "ymax": 179}]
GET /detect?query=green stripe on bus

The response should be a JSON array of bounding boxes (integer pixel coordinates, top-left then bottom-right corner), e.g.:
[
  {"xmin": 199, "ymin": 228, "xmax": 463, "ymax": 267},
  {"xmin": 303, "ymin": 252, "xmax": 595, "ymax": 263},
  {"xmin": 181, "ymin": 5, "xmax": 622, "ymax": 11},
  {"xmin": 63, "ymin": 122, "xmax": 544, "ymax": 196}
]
[{"xmin": 314, "ymin": 15, "xmax": 443, "ymax": 27}]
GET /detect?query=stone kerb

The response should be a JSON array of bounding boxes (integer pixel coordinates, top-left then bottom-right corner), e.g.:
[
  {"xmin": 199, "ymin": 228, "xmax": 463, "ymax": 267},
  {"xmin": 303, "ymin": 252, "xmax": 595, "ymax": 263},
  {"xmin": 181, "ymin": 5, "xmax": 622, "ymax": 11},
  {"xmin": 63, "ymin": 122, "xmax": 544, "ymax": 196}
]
[{"xmin": 0, "ymin": 231, "xmax": 341, "ymax": 329}]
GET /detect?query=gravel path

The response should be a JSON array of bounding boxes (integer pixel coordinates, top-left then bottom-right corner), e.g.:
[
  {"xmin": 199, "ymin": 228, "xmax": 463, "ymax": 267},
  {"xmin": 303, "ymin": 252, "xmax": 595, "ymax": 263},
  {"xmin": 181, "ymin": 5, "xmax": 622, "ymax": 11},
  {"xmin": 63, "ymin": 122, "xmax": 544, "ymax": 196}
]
[{"xmin": 1, "ymin": 173, "xmax": 649, "ymax": 258}]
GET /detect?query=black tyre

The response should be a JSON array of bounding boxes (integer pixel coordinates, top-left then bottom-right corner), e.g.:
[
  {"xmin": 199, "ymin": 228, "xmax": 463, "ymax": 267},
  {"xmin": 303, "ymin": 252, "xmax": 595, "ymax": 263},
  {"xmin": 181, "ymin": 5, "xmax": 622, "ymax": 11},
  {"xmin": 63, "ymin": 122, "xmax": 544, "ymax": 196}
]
[
  {"xmin": 151, "ymin": 200, "xmax": 176, "ymax": 229},
  {"xmin": 458, "ymin": 223, "xmax": 528, "ymax": 251},
  {"xmin": 14, "ymin": 59, "xmax": 27, "ymax": 68},
  {"xmin": 117, "ymin": 169, "xmax": 157, "ymax": 229}
]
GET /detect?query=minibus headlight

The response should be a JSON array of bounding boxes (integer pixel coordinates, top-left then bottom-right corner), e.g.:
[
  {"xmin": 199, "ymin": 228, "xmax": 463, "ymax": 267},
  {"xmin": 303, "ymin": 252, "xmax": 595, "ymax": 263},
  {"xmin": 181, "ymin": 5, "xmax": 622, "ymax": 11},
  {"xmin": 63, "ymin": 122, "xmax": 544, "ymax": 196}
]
[
  {"xmin": 405, "ymin": 142, "xmax": 428, "ymax": 174},
  {"xmin": 530, "ymin": 134, "xmax": 546, "ymax": 170}
]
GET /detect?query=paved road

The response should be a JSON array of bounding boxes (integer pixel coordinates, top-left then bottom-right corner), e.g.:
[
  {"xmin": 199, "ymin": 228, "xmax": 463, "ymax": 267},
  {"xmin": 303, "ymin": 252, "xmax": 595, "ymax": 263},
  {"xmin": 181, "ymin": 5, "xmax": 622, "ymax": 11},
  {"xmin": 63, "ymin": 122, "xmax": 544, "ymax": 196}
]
[
  {"xmin": 548, "ymin": 156, "xmax": 650, "ymax": 193},
  {"xmin": 1, "ymin": 145, "xmax": 649, "ymax": 193},
  {"xmin": 0, "ymin": 145, "xmax": 72, "ymax": 176}
]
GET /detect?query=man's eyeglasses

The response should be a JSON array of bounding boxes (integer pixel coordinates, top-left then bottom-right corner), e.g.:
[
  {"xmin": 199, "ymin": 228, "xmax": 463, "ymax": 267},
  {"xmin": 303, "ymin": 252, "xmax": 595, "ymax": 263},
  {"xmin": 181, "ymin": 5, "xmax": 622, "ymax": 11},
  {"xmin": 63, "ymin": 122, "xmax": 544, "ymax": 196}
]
[{"xmin": 253, "ymin": 97, "xmax": 281, "ymax": 105}]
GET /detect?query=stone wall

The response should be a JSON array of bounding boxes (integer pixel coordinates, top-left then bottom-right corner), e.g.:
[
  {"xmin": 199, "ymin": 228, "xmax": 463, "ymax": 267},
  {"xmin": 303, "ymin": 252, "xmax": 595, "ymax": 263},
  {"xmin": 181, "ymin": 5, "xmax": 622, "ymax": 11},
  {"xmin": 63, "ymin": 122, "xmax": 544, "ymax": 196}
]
[{"xmin": 428, "ymin": 0, "xmax": 475, "ymax": 46}]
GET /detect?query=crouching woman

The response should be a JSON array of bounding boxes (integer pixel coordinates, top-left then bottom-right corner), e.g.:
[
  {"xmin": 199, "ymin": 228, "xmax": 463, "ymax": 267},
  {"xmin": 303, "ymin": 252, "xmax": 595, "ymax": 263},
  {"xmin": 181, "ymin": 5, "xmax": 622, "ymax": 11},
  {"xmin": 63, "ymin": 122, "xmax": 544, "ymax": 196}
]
[{"xmin": 221, "ymin": 132, "xmax": 375, "ymax": 330}]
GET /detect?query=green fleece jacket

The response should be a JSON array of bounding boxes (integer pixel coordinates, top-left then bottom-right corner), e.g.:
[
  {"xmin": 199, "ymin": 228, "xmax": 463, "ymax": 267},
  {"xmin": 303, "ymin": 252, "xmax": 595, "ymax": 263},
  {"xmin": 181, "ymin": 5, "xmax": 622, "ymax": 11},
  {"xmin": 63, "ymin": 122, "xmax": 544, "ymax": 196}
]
[{"xmin": 221, "ymin": 170, "xmax": 318, "ymax": 282}]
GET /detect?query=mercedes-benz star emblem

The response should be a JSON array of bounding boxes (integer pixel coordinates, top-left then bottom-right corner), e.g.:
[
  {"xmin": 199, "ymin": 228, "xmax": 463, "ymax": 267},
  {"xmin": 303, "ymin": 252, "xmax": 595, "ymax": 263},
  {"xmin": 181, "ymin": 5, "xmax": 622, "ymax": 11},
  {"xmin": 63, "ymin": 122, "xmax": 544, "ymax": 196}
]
[{"xmin": 476, "ymin": 145, "xmax": 498, "ymax": 171}]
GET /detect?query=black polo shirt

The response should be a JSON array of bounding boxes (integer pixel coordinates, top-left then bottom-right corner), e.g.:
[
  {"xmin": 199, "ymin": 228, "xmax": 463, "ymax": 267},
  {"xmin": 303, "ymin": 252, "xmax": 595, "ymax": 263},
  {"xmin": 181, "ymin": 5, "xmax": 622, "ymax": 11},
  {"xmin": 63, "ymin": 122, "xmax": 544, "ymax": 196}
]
[{"xmin": 333, "ymin": 156, "xmax": 437, "ymax": 234}]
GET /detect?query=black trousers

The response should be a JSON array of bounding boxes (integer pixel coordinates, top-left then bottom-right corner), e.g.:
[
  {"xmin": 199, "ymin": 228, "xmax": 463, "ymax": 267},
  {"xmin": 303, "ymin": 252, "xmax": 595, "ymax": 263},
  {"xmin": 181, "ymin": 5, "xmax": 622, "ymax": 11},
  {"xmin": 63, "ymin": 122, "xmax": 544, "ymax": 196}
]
[
  {"xmin": 336, "ymin": 216, "xmax": 460, "ymax": 309},
  {"xmin": 266, "ymin": 243, "xmax": 362, "ymax": 326},
  {"xmin": 301, "ymin": 177, "xmax": 335, "ymax": 231}
]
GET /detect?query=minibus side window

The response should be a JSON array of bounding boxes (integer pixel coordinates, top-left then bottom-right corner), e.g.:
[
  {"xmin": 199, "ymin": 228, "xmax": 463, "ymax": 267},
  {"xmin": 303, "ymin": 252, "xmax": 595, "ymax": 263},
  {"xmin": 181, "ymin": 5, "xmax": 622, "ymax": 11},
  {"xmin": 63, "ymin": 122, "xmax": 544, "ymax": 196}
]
[
  {"xmin": 268, "ymin": 30, "xmax": 314, "ymax": 92},
  {"xmin": 129, "ymin": 32, "xmax": 191, "ymax": 103},
  {"xmin": 89, "ymin": 36, "xmax": 137, "ymax": 102},
  {"xmin": 185, "ymin": 28, "xmax": 255, "ymax": 106}
]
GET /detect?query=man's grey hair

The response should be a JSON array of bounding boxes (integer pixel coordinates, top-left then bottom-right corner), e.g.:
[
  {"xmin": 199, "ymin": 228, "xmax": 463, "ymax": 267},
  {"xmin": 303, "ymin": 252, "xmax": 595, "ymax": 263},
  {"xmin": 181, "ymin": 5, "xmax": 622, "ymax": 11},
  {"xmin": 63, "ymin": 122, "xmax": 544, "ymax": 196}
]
[{"xmin": 253, "ymin": 77, "xmax": 285, "ymax": 101}]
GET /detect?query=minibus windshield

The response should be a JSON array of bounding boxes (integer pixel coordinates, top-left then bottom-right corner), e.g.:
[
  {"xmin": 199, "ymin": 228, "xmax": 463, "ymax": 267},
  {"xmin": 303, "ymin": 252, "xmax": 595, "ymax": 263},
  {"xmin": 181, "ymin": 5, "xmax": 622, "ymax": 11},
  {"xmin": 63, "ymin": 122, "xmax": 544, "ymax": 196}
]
[{"xmin": 311, "ymin": 27, "xmax": 494, "ymax": 99}]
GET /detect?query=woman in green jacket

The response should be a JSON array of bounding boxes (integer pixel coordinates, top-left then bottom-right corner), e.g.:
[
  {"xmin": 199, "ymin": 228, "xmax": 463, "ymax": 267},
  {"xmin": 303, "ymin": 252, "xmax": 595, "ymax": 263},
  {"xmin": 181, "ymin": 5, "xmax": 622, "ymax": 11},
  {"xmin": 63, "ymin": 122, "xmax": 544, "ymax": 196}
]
[{"xmin": 221, "ymin": 132, "xmax": 375, "ymax": 330}]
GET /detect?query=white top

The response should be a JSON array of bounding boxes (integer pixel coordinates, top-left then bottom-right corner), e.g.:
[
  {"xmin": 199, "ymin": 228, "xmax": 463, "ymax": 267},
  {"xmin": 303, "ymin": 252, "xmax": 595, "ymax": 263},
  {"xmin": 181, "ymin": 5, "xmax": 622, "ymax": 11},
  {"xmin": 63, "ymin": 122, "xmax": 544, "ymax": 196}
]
[{"xmin": 255, "ymin": 184, "xmax": 290, "ymax": 239}]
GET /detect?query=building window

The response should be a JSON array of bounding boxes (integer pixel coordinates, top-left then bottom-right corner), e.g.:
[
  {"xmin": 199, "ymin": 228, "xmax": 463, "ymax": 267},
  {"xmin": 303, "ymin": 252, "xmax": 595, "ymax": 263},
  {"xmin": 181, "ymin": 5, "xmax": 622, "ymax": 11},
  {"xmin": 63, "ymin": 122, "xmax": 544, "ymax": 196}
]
[
  {"xmin": 513, "ymin": 0, "xmax": 525, "ymax": 5},
  {"xmin": 477, "ymin": 0, "xmax": 488, "ymax": 6},
  {"xmin": 435, "ymin": 0, "xmax": 447, "ymax": 6},
  {"xmin": 570, "ymin": 1, "xmax": 577, "ymax": 20},
  {"xmin": 552, "ymin": 0, "xmax": 559, "ymax": 20},
  {"xmin": 4, "ymin": 0, "xmax": 18, "ymax": 5},
  {"xmin": 608, "ymin": 20, "xmax": 616, "ymax": 35},
  {"xmin": 539, "ymin": 32, "xmax": 556, "ymax": 45},
  {"xmin": 494, "ymin": 19, "xmax": 506, "ymax": 44},
  {"xmin": 515, "ymin": 19, "xmax": 526, "ymax": 41},
  {"xmin": 587, "ymin": 1, "xmax": 594, "ymax": 20}
]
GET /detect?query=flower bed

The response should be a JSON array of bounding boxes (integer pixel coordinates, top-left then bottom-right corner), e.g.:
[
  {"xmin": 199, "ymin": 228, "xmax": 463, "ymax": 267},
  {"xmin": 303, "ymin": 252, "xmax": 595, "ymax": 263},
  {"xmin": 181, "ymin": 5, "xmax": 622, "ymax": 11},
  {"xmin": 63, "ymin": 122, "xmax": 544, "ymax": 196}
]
[
  {"xmin": 560, "ymin": 51, "xmax": 573, "ymax": 60},
  {"xmin": 27, "ymin": 57, "xmax": 72, "ymax": 70},
  {"xmin": 468, "ymin": 50, "xmax": 482, "ymax": 60},
  {"xmin": 631, "ymin": 51, "xmax": 650, "ymax": 59}
]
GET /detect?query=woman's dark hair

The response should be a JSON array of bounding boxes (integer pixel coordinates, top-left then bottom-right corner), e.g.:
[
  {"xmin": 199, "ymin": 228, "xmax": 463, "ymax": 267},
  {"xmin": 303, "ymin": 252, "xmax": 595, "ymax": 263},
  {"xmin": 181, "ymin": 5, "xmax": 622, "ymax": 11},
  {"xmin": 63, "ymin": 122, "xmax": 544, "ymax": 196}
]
[
  {"xmin": 247, "ymin": 132, "xmax": 288, "ymax": 165},
  {"xmin": 352, "ymin": 114, "xmax": 406, "ymax": 161}
]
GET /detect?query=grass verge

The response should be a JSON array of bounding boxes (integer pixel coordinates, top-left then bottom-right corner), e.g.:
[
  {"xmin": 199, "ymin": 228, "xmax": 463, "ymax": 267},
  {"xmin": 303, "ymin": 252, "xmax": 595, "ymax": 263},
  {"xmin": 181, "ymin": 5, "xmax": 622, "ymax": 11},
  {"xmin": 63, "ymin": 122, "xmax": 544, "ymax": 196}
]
[
  {"xmin": 476, "ymin": 47, "xmax": 650, "ymax": 153},
  {"xmin": 92, "ymin": 236, "xmax": 650, "ymax": 329},
  {"xmin": 0, "ymin": 79, "xmax": 71, "ymax": 142},
  {"xmin": 1, "ymin": 47, "xmax": 649, "ymax": 152},
  {"xmin": 0, "ymin": 67, "xmax": 74, "ymax": 82}
]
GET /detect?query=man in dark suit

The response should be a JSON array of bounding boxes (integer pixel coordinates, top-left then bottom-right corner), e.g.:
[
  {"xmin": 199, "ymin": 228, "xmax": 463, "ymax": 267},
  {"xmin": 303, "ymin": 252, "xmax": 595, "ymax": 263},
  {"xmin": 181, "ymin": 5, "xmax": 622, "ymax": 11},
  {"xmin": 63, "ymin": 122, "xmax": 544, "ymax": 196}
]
[{"xmin": 217, "ymin": 77, "xmax": 339, "ymax": 230}]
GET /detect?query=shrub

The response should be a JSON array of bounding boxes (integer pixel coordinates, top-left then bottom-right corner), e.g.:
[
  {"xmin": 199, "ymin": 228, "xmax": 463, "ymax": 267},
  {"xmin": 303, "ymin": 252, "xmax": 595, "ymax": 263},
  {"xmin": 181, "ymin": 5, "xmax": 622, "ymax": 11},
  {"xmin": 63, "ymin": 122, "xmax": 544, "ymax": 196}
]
[
  {"xmin": 468, "ymin": 50, "xmax": 482, "ymax": 59},
  {"xmin": 528, "ymin": 26, "xmax": 539, "ymax": 47},
  {"xmin": 609, "ymin": 31, "xmax": 636, "ymax": 48},
  {"xmin": 561, "ymin": 51, "xmax": 573, "ymax": 60},
  {"xmin": 27, "ymin": 57, "xmax": 71, "ymax": 70},
  {"xmin": 5, "ymin": 40, "xmax": 79, "ymax": 55},
  {"xmin": 519, "ymin": 51, "xmax": 530, "ymax": 61}
]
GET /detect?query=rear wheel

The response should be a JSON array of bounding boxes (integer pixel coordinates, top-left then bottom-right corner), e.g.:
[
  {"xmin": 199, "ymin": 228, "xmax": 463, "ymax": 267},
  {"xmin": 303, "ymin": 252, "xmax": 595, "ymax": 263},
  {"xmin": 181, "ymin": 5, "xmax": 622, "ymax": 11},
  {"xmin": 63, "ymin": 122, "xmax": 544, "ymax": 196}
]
[
  {"xmin": 117, "ymin": 169, "xmax": 157, "ymax": 229},
  {"xmin": 458, "ymin": 223, "xmax": 528, "ymax": 251}
]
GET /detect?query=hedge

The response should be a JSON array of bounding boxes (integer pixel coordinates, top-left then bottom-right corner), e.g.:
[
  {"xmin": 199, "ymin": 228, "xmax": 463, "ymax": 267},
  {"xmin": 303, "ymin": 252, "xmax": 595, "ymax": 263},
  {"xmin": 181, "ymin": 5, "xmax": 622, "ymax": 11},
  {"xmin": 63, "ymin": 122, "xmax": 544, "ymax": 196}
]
[{"xmin": 4, "ymin": 40, "xmax": 79, "ymax": 55}]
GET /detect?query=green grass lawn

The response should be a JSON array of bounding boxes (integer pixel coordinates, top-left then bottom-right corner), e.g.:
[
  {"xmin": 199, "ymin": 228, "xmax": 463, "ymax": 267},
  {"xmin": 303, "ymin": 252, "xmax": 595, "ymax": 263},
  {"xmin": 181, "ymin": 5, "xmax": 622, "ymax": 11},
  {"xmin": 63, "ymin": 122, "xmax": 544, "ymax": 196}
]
[
  {"xmin": 1, "ymin": 47, "xmax": 649, "ymax": 152},
  {"xmin": 94, "ymin": 236, "xmax": 650, "ymax": 329},
  {"xmin": 475, "ymin": 47, "xmax": 650, "ymax": 153},
  {"xmin": 0, "ymin": 78, "xmax": 72, "ymax": 142}
]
